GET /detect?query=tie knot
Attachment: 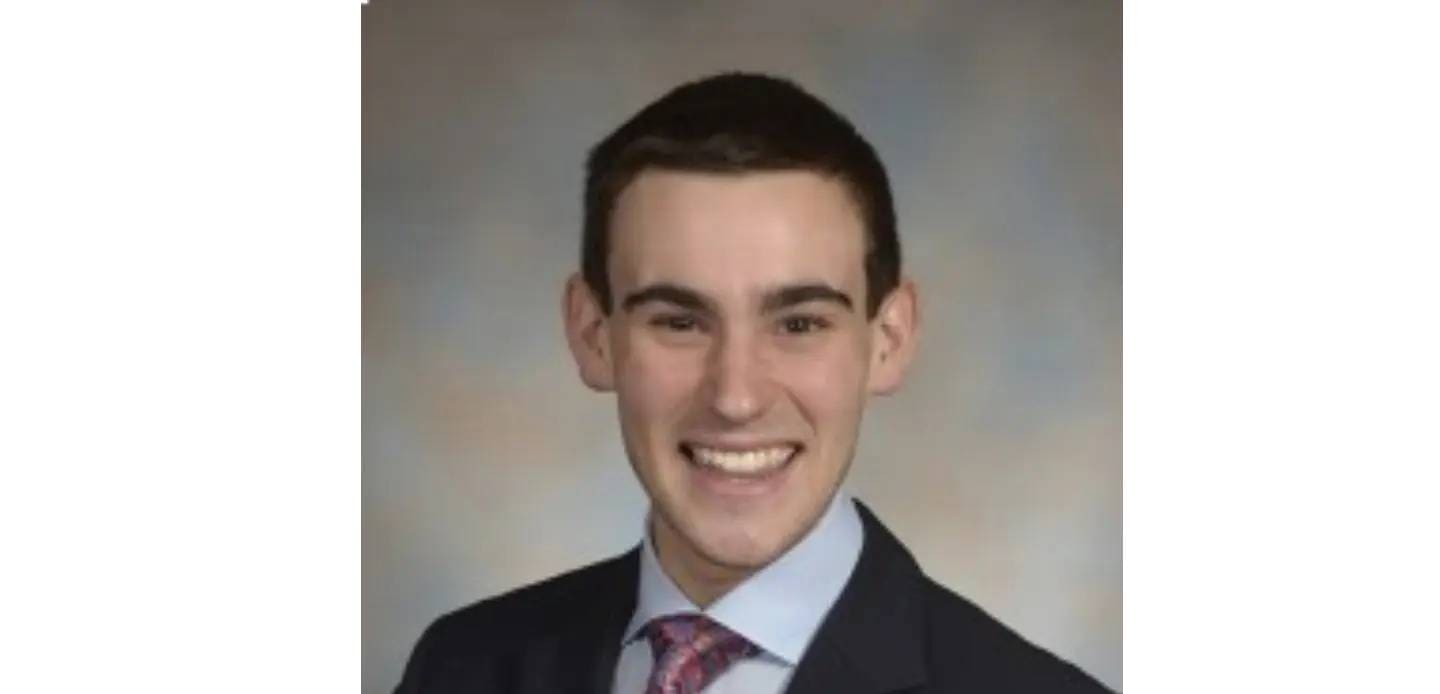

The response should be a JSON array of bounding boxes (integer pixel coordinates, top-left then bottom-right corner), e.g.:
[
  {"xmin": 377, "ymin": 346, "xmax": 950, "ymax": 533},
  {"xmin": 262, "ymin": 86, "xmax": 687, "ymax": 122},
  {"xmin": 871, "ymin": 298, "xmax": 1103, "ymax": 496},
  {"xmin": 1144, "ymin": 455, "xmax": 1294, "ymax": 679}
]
[{"xmin": 641, "ymin": 614, "xmax": 759, "ymax": 694}]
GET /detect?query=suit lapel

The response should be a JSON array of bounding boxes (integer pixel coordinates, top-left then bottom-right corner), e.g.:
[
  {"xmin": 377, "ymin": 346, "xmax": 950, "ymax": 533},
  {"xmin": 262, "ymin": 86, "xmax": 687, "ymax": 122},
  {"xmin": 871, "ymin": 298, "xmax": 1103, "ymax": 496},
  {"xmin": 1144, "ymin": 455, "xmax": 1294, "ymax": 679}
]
[
  {"xmin": 531, "ymin": 504, "xmax": 932, "ymax": 693},
  {"xmin": 517, "ymin": 547, "xmax": 640, "ymax": 694},
  {"xmin": 784, "ymin": 501, "xmax": 928, "ymax": 694}
]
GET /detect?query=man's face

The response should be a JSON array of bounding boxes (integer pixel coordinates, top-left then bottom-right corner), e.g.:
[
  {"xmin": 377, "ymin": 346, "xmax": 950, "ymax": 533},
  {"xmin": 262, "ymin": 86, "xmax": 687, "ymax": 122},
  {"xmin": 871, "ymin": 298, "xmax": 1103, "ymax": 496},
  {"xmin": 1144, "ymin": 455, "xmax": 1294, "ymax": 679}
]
[{"xmin": 584, "ymin": 169, "xmax": 904, "ymax": 576}]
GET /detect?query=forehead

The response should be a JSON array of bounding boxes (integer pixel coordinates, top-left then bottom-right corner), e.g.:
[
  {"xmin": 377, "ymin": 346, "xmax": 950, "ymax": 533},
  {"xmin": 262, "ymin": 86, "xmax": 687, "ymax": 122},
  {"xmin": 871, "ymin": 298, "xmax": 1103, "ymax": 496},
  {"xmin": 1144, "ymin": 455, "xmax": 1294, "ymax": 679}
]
[{"xmin": 607, "ymin": 170, "xmax": 867, "ymax": 297}]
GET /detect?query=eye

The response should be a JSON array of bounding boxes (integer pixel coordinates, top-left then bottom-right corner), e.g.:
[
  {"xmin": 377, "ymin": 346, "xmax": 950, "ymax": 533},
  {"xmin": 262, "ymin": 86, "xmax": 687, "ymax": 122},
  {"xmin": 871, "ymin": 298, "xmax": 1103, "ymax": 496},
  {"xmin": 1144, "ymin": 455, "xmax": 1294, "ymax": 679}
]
[
  {"xmin": 650, "ymin": 314, "xmax": 700, "ymax": 332},
  {"xmin": 780, "ymin": 315, "xmax": 831, "ymax": 335}
]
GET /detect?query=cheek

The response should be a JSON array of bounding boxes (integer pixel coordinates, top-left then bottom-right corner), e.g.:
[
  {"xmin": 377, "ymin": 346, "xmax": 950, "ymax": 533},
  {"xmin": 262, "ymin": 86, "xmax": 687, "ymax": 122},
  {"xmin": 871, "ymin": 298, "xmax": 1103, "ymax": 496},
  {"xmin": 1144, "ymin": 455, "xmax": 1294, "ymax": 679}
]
[
  {"xmin": 780, "ymin": 342, "xmax": 870, "ymax": 424},
  {"xmin": 615, "ymin": 341, "xmax": 702, "ymax": 430}
]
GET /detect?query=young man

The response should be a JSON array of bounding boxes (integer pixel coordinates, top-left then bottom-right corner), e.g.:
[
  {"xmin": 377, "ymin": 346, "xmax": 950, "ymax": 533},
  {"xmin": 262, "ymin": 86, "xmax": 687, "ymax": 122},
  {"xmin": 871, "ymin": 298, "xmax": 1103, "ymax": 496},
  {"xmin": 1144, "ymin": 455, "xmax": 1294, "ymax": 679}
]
[{"xmin": 395, "ymin": 72, "xmax": 1113, "ymax": 693}]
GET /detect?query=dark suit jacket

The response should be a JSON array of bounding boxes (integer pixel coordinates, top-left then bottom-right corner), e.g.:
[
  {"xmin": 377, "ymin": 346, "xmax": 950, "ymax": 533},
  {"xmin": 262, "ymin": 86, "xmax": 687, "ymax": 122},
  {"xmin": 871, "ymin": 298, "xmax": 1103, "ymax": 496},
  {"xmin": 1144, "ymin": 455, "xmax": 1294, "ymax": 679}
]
[{"xmin": 395, "ymin": 501, "xmax": 1116, "ymax": 693}]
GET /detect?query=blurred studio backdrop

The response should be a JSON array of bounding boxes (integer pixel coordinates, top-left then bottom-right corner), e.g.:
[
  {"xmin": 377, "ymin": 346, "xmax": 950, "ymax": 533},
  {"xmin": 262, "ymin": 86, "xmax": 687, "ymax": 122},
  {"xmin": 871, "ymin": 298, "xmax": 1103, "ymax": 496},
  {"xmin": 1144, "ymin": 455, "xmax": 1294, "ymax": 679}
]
[{"xmin": 363, "ymin": 1, "xmax": 1120, "ymax": 691}]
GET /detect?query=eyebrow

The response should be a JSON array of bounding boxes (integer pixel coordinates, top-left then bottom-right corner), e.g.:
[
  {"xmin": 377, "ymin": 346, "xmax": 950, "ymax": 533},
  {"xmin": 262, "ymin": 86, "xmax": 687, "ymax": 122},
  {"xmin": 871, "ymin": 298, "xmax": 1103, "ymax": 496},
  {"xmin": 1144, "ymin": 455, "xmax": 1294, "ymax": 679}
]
[
  {"xmin": 760, "ymin": 283, "xmax": 854, "ymax": 313},
  {"xmin": 620, "ymin": 282, "xmax": 854, "ymax": 314},
  {"xmin": 621, "ymin": 283, "xmax": 714, "ymax": 314}
]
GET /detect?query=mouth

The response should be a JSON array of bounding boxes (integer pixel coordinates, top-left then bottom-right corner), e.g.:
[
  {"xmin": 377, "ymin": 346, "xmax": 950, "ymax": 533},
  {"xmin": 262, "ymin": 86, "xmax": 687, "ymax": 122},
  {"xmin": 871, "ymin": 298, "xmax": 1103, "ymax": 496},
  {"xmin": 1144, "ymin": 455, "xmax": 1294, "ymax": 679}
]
[{"xmin": 678, "ymin": 442, "xmax": 802, "ymax": 480}]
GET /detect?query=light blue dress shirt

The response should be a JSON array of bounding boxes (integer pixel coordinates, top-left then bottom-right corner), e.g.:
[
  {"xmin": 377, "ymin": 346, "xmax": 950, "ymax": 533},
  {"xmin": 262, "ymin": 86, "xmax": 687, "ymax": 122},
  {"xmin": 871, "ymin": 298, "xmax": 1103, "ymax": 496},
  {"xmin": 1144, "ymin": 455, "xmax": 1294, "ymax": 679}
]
[{"xmin": 611, "ymin": 490, "xmax": 864, "ymax": 694}]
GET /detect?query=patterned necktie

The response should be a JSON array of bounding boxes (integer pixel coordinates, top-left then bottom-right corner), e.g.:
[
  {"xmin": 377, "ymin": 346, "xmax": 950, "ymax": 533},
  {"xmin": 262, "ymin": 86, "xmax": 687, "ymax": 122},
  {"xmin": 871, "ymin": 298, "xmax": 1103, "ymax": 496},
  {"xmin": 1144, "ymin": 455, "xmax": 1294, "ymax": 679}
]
[{"xmin": 641, "ymin": 613, "xmax": 761, "ymax": 694}]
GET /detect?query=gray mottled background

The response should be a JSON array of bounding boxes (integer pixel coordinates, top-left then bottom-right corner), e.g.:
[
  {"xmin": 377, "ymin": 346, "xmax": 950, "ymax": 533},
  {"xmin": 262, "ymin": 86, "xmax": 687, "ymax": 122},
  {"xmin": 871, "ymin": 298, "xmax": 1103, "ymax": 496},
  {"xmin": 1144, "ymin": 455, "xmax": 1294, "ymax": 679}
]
[{"xmin": 363, "ymin": 1, "xmax": 1120, "ymax": 691}]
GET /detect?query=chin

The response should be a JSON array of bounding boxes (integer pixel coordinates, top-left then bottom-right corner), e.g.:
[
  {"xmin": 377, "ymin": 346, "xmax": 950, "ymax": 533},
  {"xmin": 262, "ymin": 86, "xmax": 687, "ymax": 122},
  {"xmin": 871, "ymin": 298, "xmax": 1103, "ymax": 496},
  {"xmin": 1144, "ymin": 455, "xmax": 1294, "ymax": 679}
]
[
  {"xmin": 695, "ymin": 534, "xmax": 778, "ymax": 571},
  {"xmin": 683, "ymin": 512, "xmax": 805, "ymax": 571}
]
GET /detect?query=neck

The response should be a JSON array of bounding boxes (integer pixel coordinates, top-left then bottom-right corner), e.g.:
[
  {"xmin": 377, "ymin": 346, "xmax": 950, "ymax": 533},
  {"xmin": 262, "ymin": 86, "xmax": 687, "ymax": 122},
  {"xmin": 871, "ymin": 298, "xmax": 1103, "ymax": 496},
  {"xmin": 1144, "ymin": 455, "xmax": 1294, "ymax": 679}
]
[{"xmin": 650, "ymin": 515, "xmax": 754, "ymax": 608}]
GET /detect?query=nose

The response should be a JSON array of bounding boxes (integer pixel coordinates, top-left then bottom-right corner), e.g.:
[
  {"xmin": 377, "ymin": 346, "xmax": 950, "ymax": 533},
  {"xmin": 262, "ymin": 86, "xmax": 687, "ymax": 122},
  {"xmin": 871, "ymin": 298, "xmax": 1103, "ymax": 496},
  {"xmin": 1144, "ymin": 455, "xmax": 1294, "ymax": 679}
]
[{"xmin": 703, "ymin": 329, "xmax": 773, "ymax": 424}]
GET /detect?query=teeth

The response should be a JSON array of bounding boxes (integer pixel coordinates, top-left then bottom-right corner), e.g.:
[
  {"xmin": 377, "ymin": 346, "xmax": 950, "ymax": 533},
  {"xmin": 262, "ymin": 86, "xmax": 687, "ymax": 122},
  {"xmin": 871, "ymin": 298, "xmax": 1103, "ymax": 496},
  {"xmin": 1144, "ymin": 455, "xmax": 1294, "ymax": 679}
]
[{"xmin": 690, "ymin": 446, "xmax": 795, "ymax": 474}]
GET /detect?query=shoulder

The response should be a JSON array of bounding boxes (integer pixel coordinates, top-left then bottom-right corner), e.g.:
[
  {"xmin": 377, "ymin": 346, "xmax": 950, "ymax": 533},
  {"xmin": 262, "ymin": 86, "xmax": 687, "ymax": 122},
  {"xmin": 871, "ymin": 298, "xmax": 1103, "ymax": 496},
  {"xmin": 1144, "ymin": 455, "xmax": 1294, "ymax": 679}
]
[
  {"xmin": 845, "ymin": 501, "xmax": 1114, "ymax": 692},
  {"xmin": 918, "ymin": 576, "xmax": 1115, "ymax": 693},
  {"xmin": 423, "ymin": 549, "xmax": 635, "ymax": 651},
  {"xmin": 394, "ymin": 549, "xmax": 637, "ymax": 692}
]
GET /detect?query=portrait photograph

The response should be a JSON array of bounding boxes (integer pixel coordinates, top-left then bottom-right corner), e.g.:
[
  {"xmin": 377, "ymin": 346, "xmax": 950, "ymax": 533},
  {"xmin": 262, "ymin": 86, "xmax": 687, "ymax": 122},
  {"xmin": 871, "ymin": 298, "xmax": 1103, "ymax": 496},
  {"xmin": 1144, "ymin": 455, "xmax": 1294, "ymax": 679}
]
[{"xmin": 364, "ymin": 1, "xmax": 1120, "ymax": 691}]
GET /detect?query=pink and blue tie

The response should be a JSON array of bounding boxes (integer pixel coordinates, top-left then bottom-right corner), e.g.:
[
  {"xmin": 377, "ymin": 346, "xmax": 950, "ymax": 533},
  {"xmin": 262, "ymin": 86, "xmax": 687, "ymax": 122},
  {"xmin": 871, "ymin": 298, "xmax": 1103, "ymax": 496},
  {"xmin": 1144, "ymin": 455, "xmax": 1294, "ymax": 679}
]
[{"xmin": 641, "ymin": 614, "xmax": 760, "ymax": 694}]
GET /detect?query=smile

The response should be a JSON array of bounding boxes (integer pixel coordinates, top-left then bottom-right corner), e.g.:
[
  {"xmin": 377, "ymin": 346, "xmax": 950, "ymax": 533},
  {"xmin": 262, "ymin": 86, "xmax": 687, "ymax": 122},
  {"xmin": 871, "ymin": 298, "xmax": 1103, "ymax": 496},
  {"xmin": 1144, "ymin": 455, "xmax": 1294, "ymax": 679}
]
[{"xmin": 679, "ymin": 443, "xmax": 801, "ymax": 477}]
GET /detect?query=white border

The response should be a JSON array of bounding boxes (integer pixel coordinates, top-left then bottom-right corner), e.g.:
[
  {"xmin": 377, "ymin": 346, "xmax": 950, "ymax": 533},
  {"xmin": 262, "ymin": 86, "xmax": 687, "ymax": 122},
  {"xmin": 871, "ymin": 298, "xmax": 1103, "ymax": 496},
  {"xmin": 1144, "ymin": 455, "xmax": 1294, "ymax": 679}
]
[
  {"xmin": 1126, "ymin": 2, "xmax": 1440, "ymax": 690},
  {"xmin": 1, "ymin": 3, "xmax": 358, "ymax": 690}
]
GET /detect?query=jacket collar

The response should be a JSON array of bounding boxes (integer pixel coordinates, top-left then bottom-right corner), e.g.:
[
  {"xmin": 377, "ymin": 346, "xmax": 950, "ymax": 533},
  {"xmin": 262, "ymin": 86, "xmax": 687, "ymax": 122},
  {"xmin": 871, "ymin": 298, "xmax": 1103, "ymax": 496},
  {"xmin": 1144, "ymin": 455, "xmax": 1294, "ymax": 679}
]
[
  {"xmin": 555, "ymin": 499, "xmax": 930, "ymax": 694},
  {"xmin": 783, "ymin": 500, "xmax": 929, "ymax": 694},
  {"xmin": 540, "ymin": 546, "xmax": 640, "ymax": 694}
]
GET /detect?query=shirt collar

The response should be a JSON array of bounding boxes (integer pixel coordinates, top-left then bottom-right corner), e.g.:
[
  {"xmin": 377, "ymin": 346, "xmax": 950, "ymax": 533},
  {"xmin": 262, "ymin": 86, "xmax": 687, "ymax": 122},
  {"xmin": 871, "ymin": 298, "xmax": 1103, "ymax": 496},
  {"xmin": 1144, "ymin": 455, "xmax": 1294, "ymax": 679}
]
[{"xmin": 623, "ymin": 490, "xmax": 864, "ymax": 665}]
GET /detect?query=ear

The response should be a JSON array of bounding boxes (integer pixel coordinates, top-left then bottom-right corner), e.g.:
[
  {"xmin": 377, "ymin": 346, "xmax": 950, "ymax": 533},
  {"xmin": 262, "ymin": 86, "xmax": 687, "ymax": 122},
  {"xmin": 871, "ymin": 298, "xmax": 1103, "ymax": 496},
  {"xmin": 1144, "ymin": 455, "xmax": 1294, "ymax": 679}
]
[
  {"xmin": 562, "ymin": 272, "xmax": 615, "ymax": 392},
  {"xmin": 866, "ymin": 277, "xmax": 921, "ymax": 395}
]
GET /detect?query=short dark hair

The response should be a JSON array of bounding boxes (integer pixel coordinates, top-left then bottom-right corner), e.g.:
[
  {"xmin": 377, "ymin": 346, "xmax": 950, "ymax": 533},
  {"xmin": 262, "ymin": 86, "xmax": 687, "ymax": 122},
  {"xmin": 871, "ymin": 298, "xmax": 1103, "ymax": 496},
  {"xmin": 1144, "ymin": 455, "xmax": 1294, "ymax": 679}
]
[{"xmin": 582, "ymin": 72, "xmax": 900, "ymax": 319}]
